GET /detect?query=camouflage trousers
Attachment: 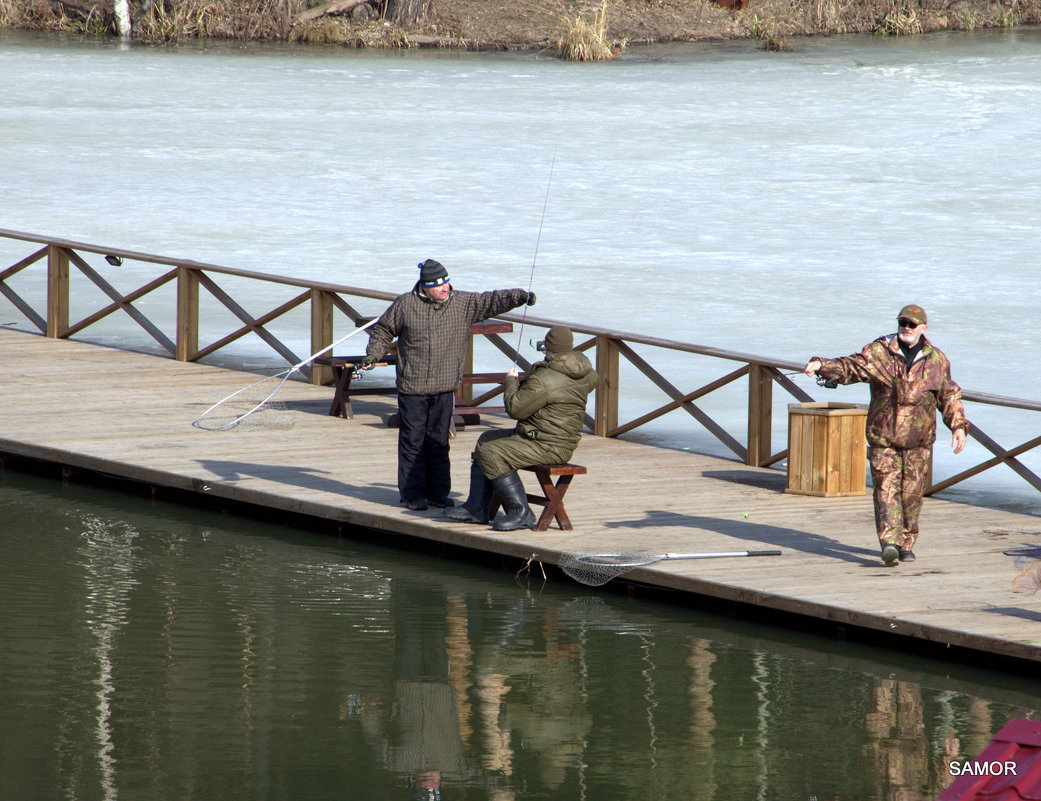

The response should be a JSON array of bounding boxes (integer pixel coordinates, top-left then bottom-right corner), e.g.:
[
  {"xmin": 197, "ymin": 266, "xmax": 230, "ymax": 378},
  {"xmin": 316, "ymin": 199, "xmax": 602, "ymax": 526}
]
[
  {"xmin": 868, "ymin": 445, "xmax": 930, "ymax": 550},
  {"xmin": 473, "ymin": 428, "xmax": 573, "ymax": 481}
]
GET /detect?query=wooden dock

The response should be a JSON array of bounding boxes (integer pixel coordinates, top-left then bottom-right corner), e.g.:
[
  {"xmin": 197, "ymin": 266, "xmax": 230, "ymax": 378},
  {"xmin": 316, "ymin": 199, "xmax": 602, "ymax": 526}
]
[{"xmin": 3, "ymin": 328, "xmax": 1041, "ymax": 667}]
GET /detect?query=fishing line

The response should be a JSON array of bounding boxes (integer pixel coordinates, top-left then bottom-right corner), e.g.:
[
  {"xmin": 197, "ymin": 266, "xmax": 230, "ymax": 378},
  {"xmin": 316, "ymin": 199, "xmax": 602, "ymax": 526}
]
[
  {"xmin": 749, "ymin": 369, "xmax": 806, "ymax": 391},
  {"xmin": 513, "ymin": 149, "xmax": 556, "ymax": 367}
]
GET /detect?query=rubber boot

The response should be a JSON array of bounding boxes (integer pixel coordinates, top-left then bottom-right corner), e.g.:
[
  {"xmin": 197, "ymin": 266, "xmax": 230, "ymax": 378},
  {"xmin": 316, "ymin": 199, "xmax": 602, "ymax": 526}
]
[
  {"xmin": 444, "ymin": 462, "xmax": 492, "ymax": 524},
  {"xmin": 490, "ymin": 471, "xmax": 536, "ymax": 532}
]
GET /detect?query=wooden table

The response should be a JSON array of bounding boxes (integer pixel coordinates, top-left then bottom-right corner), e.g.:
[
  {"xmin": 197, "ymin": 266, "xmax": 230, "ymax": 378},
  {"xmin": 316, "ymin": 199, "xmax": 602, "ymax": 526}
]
[
  {"xmin": 312, "ymin": 354, "xmax": 397, "ymax": 419},
  {"xmin": 453, "ymin": 320, "xmax": 515, "ymax": 424}
]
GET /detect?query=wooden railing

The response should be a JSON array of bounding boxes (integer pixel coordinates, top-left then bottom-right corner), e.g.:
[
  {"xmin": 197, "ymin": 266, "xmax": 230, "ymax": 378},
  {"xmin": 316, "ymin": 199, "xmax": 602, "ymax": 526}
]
[{"xmin": 2, "ymin": 227, "xmax": 1039, "ymax": 497}]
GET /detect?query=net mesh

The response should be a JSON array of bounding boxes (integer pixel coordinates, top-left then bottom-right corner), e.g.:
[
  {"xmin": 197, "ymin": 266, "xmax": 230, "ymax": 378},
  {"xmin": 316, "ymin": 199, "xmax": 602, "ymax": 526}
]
[
  {"xmin": 192, "ymin": 317, "xmax": 379, "ymax": 432},
  {"xmin": 1006, "ymin": 544, "xmax": 1041, "ymax": 596},
  {"xmin": 192, "ymin": 398, "xmax": 293, "ymax": 431},
  {"xmin": 558, "ymin": 552, "xmax": 660, "ymax": 586},
  {"xmin": 192, "ymin": 372, "xmax": 296, "ymax": 431}
]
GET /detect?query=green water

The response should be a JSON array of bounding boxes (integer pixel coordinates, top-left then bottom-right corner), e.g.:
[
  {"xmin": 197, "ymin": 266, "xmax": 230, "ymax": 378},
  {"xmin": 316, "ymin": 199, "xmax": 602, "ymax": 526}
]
[{"xmin": 1, "ymin": 468, "xmax": 1038, "ymax": 801}]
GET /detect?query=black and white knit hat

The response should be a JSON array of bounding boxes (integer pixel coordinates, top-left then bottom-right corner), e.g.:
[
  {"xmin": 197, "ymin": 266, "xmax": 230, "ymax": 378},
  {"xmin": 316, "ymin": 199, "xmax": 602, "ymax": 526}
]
[{"xmin": 418, "ymin": 259, "xmax": 450, "ymax": 288}]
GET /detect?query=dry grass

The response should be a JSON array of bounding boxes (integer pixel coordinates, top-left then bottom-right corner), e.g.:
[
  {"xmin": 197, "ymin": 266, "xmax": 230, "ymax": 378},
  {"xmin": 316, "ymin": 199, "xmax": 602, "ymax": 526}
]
[
  {"xmin": 873, "ymin": 2, "xmax": 923, "ymax": 35},
  {"xmin": 0, "ymin": 0, "xmax": 95, "ymax": 30},
  {"xmin": 557, "ymin": 0, "xmax": 614, "ymax": 60},
  {"xmin": 136, "ymin": 1, "xmax": 220, "ymax": 42},
  {"xmin": 3, "ymin": 0, "xmax": 1041, "ymax": 47},
  {"xmin": 742, "ymin": 0, "xmax": 1041, "ymax": 38},
  {"xmin": 289, "ymin": 17, "xmax": 348, "ymax": 43},
  {"xmin": 747, "ymin": 12, "xmax": 791, "ymax": 50}
]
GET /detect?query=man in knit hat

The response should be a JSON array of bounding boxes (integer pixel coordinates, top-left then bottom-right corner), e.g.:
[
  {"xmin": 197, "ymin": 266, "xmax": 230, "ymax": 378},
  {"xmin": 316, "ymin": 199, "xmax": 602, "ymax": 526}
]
[
  {"xmin": 446, "ymin": 325, "xmax": 599, "ymax": 531},
  {"xmin": 804, "ymin": 304, "xmax": 969, "ymax": 567},
  {"xmin": 362, "ymin": 259, "xmax": 535, "ymax": 511}
]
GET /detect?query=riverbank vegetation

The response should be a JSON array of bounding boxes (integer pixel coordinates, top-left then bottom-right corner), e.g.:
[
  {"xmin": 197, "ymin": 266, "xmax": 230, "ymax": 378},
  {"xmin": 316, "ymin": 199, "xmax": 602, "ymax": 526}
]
[{"xmin": 1, "ymin": 0, "xmax": 1039, "ymax": 54}]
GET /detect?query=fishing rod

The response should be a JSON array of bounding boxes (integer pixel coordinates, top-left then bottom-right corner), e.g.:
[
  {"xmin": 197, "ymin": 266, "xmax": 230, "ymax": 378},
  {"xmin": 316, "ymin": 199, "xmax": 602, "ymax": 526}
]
[
  {"xmin": 752, "ymin": 368, "xmax": 837, "ymax": 390},
  {"xmin": 513, "ymin": 150, "xmax": 556, "ymax": 367}
]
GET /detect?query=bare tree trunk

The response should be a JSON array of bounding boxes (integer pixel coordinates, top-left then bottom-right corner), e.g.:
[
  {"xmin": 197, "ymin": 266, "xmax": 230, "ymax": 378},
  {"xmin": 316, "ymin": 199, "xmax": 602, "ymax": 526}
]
[
  {"xmin": 113, "ymin": 0, "xmax": 131, "ymax": 36},
  {"xmin": 384, "ymin": 0, "xmax": 432, "ymax": 25}
]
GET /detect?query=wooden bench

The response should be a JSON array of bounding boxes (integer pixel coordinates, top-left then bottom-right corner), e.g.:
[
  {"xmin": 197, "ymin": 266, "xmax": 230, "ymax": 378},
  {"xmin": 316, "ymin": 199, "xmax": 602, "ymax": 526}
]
[
  {"xmin": 489, "ymin": 463, "xmax": 587, "ymax": 531},
  {"xmin": 450, "ymin": 371, "xmax": 527, "ymax": 425},
  {"xmin": 385, "ymin": 370, "xmax": 528, "ymax": 432},
  {"xmin": 313, "ymin": 354, "xmax": 397, "ymax": 419}
]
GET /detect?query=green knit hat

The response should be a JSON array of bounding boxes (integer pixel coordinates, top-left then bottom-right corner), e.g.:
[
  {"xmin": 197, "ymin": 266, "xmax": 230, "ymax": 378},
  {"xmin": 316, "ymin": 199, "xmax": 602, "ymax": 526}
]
[{"xmin": 544, "ymin": 326, "xmax": 573, "ymax": 354}]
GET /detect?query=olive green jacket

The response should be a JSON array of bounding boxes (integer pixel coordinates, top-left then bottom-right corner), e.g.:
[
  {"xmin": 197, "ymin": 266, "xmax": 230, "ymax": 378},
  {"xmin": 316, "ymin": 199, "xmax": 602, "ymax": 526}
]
[
  {"xmin": 814, "ymin": 334, "xmax": 969, "ymax": 450},
  {"xmin": 503, "ymin": 350, "xmax": 599, "ymax": 451}
]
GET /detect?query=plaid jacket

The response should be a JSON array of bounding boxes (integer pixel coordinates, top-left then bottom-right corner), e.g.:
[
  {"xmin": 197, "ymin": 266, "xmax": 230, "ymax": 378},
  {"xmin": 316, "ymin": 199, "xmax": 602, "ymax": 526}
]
[
  {"xmin": 814, "ymin": 334, "xmax": 969, "ymax": 450},
  {"xmin": 366, "ymin": 283, "xmax": 528, "ymax": 396}
]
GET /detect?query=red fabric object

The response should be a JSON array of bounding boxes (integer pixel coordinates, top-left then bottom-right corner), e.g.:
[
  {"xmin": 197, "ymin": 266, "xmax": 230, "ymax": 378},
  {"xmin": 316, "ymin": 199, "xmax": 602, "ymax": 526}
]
[{"xmin": 938, "ymin": 719, "xmax": 1041, "ymax": 800}]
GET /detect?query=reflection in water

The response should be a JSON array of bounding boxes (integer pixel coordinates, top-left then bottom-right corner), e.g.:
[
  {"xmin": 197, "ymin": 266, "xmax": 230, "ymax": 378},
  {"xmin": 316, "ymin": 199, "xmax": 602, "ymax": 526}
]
[
  {"xmin": 864, "ymin": 679, "xmax": 926, "ymax": 801},
  {"xmin": 80, "ymin": 515, "xmax": 139, "ymax": 801},
  {"xmin": 687, "ymin": 638, "xmax": 717, "ymax": 798},
  {"xmin": 0, "ymin": 471, "xmax": 1039, "ymax": 801}
]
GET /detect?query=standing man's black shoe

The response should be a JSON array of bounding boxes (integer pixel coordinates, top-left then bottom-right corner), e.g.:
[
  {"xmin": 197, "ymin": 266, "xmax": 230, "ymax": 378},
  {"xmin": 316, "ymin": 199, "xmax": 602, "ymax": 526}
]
[
  {"xmin": 402, "ymin": 498, "xmax": 428, "ymax": 511},
  {"xmin": 445, "ymin": 462, "xmax": 492, "ymax": 524}
]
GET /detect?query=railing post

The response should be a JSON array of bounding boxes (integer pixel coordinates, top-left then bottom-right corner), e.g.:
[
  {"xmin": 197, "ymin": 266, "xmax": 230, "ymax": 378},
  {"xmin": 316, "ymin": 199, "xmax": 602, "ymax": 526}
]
[
  {"xmin": 310, "ymin": 289, "xmax": 334, "ymax": 385},
  {"xmin": 176, "ymin": 266, "xmax": 199, "ymax": 361},
  {"xmin": 747, "ymin": 363, "xmax": 773, "ymax": 466},
  {"xmin": 46, "ymin": 244, "xmax": 69, "ymax": 338},
  {"xmin": 594, "ymin": 335, "xmax": 619, "ymax": 436}
]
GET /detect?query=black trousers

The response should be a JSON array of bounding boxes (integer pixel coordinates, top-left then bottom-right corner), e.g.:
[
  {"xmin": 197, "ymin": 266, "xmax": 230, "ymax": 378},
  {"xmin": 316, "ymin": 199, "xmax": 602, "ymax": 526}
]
[{"xmin": 397, "ymin": 391, "xmax": 454, "ymax": 503}]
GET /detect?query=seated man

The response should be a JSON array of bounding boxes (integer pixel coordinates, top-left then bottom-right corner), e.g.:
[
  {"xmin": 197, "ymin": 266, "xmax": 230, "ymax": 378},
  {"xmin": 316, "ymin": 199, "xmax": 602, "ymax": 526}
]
[{"xmin": 446, "ymin": 326, "xmax": 599, "ymax": 531}]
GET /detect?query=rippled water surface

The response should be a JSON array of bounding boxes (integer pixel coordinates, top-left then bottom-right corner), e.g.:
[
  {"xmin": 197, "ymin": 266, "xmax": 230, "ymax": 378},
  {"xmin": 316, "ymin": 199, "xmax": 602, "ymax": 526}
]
[{"xmin": 1, "ymin": 470, "xmax": 1040, "ymax": 801}]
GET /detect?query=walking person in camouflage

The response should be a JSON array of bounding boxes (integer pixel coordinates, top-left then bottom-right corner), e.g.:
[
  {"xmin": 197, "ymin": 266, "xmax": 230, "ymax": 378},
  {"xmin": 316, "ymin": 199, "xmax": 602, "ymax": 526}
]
[
  {"xmin": 446, "ymin": 326, "xmax": 599, "ymax": 531},
  {"xmin": 803, "ymin": 304, "xmax": 969, "ymax": 567},
  {"xmin": 361, "ymin": 259, "xmax": 534, "ymax": 511}
]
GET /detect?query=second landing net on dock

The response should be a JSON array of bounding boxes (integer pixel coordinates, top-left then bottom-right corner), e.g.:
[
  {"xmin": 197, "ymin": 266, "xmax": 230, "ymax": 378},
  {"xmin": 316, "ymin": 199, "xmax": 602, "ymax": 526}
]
[
  {"xmin": 191, "ymin": 381, "xmax": 295, "ymax": 431},
  {"xmin": 191, "ymin": 317, "xmax": 380, "ymax": 431},
  {"xmin": 559, "ymin": 549, "xmax": 782, "ymax": 586}
]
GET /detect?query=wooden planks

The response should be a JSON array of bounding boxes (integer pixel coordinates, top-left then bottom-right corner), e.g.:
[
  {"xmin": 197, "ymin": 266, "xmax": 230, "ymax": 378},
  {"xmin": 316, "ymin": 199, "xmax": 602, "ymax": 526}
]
[
  {"xmin": 786, "ymin": 402, "xmax": 868, "ymax": 496},
  {"xmin": 2, "ymin": 328, "xmax": 1041, "ymax": 665}
]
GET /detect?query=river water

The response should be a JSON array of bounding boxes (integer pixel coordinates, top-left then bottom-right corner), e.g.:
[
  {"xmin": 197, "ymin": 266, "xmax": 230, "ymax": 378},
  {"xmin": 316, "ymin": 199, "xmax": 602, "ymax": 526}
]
[
  {"xmin": 2, "ymin": 27, "xmax": 1041, "ymax": 800},
  {"xmin": 2, "ymin": 468, "xmax": 1039, "ymax": 801}
]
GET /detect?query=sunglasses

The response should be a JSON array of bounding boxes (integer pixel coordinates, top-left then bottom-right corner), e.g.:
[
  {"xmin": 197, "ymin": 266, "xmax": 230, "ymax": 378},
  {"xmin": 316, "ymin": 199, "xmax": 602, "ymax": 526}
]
[{"xmin": 897, "ymin": 318, "xmax": 920, "ymax": 328}]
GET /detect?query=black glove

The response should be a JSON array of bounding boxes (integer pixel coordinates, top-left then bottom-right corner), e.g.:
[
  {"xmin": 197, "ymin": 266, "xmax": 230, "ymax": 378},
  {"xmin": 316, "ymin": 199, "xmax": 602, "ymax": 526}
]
[
  {"xmin": 525, "ymin": 291, "xmax": 536, "ymax": 306},
  {"xmin": 360, "ymin": 354, "xmax": 378, "ymax": 369}
]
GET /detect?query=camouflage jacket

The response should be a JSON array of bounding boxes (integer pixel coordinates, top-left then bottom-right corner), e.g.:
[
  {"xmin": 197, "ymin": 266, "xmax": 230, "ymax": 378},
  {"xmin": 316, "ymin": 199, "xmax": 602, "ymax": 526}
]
[
  {"xmin": 813, "ymin": 334, "xmax": 969, "ymax": 450},
  {"xmin": 504, "ymin": 350, "xmax": 600, "ymax": 451},
  {"xmin": 366, "ymin": 282, "xmax": 528, "ymax": 396}
]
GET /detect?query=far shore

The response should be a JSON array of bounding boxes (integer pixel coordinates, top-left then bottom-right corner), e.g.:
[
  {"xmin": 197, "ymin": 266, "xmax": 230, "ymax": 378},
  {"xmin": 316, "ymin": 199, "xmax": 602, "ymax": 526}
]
[{"xmin": 2, "ymin": 0, "xmax": 1040, "ymax": 56}]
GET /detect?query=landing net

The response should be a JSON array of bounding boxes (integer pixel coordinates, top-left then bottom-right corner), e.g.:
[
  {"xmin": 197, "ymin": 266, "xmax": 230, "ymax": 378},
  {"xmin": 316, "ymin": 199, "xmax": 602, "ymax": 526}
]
[
  {"xmin": 558, "ymin": 552, "xmax": 661, "ymax": 586},
  {"xmin": 192, "ymin": 372, "xmax": 296, "ymax": 431},
  {"xmin": 192, "ymin": 317, "xmax": 380, "ymax": 432}
]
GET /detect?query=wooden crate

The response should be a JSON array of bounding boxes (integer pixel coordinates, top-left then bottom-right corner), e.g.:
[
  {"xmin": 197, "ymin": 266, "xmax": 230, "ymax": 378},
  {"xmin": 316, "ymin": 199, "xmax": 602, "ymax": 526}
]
[{"xmin": 786, "ymin": 402, "xmax": 868, "ymax": 497}]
